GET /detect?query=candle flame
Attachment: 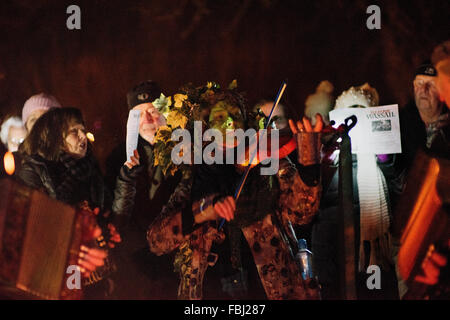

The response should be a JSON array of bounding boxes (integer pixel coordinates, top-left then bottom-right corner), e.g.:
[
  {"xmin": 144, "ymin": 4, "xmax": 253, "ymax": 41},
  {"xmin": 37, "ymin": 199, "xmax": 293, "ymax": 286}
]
[
  {"xmin": 86, "ymin": 132, "xmax": 95, "ymax": 142},
  {"xmin": 4, "ymin": 151, "xmax": 15, "ymax": 175}
]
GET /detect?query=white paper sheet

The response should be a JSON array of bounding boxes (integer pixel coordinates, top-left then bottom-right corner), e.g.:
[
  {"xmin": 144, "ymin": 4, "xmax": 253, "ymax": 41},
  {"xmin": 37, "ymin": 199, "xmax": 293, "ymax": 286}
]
[
  {"xmin": 126, "ymin": 109, "xmax": 141, "ymax": 161},
  {"xmin": 329, "ymin": 104, "xmax": 402, "ymax": 154}
]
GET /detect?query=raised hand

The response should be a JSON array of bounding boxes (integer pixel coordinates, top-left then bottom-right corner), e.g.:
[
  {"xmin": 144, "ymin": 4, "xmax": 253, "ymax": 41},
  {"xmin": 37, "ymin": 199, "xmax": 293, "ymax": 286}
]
[
  {"xmin": 124, "ymin": 149, "xmax": 140, "ymax": 170},
  {"xmin": 289, "ymin": 113, "xmax": 324, "ymax": 134}
]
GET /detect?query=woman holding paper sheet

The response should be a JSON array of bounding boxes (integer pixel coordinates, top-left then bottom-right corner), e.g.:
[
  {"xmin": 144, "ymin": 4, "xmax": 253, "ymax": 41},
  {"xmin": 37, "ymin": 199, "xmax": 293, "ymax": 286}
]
[{"xmin": 312, "ymin": 83, "xmax": 399, "ymax": 299}]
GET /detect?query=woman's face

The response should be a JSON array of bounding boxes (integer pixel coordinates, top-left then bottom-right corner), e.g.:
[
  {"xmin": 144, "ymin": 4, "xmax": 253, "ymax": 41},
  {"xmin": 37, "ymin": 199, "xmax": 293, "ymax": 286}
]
[
  {"xmin": 64, "ymin": 123, "xmax": 87, "ymax": 159},
  {"xmin": 208, "ymin": 101, "xmax": 244, "ymax": 148}
]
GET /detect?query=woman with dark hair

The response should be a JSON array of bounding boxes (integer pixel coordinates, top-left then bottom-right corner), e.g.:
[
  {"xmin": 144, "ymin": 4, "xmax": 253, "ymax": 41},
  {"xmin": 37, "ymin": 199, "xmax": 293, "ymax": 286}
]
[
  {"xmin": 17, "ymin": 107, "xmax": 119, "ymax": 298},
  {"xmin": 19, "ymin": 107, "xmax": 105, "ymax": 207}
]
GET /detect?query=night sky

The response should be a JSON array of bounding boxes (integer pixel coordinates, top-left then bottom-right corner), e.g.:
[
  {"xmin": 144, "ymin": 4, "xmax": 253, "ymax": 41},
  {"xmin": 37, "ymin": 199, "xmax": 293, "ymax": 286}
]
[{"xmin": 1, "ymin": 0, "xmax": 449, "ymax": 166}]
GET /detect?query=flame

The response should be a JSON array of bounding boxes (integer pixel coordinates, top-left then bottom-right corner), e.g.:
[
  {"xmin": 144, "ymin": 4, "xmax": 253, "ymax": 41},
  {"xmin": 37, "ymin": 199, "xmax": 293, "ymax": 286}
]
[
  {"xmin": 3, "ymin": 151, "xmax": 15, "ymax": 175},
  {"xmin": 86, "ymin": 132, "xmax": 95, "ymax": 142}
]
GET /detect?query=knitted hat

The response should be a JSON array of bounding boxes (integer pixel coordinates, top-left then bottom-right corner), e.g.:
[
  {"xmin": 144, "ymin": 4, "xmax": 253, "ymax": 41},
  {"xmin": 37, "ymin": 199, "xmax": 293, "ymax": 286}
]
[
  {"xmin": 126, "ymin": 80, "xmax": 162, "ymax": 110},
  {"xmin": 22, "ymin": 93, "xmax": 62, "ymax": 126}
]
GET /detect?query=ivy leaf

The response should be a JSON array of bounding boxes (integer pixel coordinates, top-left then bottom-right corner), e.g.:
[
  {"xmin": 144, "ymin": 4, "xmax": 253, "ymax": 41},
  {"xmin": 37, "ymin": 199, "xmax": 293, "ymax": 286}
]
[
  {"xmin": 152, "ymin": 93, "xmax": 172, "ymax": 116},
  {"xmin": 258, "ymin": 117, "xmax": 266, "ymax": 129},
  {"xmin": 154, "ymin": 126, "xmax": 173, "ymax": 144},
  {"xmin": 167, "ymin": 109, "xmax": 188, "ymax": 129},
  {"xmin": 174, "ymin": 94, "xmax": 188, "ymax": 108},
  {"xmin": 228, "ymin": 79, "xmax": 238, "ymax": 90}
]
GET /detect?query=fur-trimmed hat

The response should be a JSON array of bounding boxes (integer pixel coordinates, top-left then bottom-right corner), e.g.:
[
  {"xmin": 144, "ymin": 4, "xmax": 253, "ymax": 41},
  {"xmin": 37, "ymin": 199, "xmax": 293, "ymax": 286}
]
[
  {"xmin": 415, "ymin": 62, "xmax": 437, "ymax": 77},
  {"xmin": 126, "ymin": 80, "xmax": 162, "ymax": 109},
  {"xmin": 334, "ymin": 83, "xmax": 379, "ymax": 109}
]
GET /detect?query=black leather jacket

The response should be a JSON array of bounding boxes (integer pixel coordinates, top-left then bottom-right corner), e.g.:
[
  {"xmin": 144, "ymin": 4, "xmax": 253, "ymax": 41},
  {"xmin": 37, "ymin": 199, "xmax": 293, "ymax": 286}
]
[
  {"xmin": 17, "ymin": 153, "xmax": 111, "ymax": 212},
  {"xmin": 107, "ymin": 137, "xmax": 180, "ymax": 230}
]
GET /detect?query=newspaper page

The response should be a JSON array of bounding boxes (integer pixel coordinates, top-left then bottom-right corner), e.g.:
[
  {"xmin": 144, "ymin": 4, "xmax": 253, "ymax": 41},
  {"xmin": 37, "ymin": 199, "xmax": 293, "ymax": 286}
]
[
  {"xmin": 126, "ymin": 109, "xmax": 141, "ymax": 161},
  {"xmin": 329, "ymin": 104, "xmax": 401, "ymax": 154}
]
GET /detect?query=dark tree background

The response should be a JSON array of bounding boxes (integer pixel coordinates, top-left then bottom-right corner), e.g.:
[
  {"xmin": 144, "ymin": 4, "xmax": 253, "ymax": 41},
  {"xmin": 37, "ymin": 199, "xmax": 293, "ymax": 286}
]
[{"xmin": 0, "ymin": 0, "xmax": 449, "ymax": 166}]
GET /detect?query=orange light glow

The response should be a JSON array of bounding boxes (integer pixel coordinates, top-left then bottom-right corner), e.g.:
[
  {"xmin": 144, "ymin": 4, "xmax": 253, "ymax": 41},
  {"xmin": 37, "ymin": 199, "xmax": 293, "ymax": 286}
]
[
  {"xmin": 86, "ymin": 132, "xmax": 95, "ymax": 142},
  {"xmin": 398, "ymin": 159, "xmax": 441, "ymax": 281},
  {"xmin": 3, "ymin": 151, "xmax": 15, "ymax": 175}
]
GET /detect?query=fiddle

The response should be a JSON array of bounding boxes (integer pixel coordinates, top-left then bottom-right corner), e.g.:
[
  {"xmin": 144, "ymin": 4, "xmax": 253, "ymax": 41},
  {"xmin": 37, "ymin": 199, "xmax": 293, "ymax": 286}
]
[
  {"xmin": 234, "ymin": 127, "xmax": 296, "ymax": 170},
  {"xmin": 213, "ymin": 114, "xmax": 325, "ymax": 230}
]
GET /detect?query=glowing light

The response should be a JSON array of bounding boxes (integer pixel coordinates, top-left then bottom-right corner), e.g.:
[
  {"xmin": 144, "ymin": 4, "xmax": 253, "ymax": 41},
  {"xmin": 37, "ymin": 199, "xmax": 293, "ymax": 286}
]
[
  {"xmin": 3, "ymin": 151, "xmax": 15, "ymax": 175},
  {"xmin": 86, "ymin": 132, "xmax": 95, "ymax": 142}
]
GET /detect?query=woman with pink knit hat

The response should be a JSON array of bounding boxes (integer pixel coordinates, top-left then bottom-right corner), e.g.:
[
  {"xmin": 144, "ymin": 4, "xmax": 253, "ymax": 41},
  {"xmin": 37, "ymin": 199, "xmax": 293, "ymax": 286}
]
[{"xmin": 22, "ymin": 92, "xmax": 61, "ymax": 132}]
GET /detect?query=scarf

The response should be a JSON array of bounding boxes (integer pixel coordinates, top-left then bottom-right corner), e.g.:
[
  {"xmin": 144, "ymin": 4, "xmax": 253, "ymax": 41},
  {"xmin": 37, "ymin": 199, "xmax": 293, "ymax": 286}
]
[
  {"xmin": 55, "ymin": 150, "xmax": 95, "ymax": 205},
  {"xmin": 356, "ymin": 153, "xmax": 392, "ymax": 271},
  {"xmin": 425, "ymin": 113, "xmax": 450, "ymax": 148}
]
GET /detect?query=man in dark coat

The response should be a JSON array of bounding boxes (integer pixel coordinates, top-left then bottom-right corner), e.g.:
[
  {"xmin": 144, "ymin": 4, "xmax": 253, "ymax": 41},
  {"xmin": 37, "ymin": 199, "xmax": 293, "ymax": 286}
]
[
  {"xmin": 391, "ymin": 62, "xmax": 448, "ymax": 211},
  {"xmin": 105, "ymin": 81, "xmax": 180, "ymax": 299},
  {"xmin": 390, "ymin": 61, "xmax": 449, "ymax": 299}
]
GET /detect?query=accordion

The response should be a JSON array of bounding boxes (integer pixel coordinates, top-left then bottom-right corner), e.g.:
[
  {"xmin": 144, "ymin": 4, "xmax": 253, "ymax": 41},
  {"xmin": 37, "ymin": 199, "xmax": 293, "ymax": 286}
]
[{"xmin": 0, "ymin": 178, "xmax": 96, "ymax": 299}]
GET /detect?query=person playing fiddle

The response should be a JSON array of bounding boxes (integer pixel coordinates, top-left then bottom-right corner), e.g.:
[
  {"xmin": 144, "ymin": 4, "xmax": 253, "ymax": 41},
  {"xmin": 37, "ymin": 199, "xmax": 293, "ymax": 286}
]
[{"xmin": 145, "ymin": 82, "xmax": 324, "ymax": 300}]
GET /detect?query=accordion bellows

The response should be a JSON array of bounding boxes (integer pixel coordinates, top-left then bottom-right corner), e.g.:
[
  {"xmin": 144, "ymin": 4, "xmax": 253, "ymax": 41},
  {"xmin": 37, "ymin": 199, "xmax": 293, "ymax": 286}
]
[{"xmin": 0, "ymin": 178, "xmax": 86, "ymax": 299}]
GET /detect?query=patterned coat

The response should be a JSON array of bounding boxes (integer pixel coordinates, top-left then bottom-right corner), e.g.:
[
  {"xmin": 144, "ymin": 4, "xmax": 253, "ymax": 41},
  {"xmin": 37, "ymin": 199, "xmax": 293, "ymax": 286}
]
[{"xmin": 147, "ymin": 136, "xmax": 322, "ymax": 299}]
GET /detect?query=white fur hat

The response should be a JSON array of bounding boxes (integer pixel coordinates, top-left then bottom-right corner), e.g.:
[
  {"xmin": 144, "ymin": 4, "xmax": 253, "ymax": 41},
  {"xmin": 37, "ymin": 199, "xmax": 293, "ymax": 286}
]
[
  {"xmin": 334, "ymin": 83, "xmax": 379, "ymax": 110},
  {"xmin": 305, "ymin": 80, "xmax": 334, "ymax": 124},
  {"xmin": 1, "ymin": 116, "xmax": 24, "ymax": 146}
]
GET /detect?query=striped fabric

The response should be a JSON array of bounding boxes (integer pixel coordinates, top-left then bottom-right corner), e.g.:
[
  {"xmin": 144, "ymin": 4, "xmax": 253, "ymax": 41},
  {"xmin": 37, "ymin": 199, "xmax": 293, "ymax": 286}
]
[{"xmin": 356, "ymin": 153, "xmax": 392, "ymax": 271}]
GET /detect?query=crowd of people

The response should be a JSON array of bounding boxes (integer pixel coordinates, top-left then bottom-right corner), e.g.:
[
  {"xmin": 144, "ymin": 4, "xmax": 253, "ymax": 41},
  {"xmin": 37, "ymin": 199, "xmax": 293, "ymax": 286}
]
[{"xmin": 0, "ymin": 40, "xmax": 449, "ymax": 300}]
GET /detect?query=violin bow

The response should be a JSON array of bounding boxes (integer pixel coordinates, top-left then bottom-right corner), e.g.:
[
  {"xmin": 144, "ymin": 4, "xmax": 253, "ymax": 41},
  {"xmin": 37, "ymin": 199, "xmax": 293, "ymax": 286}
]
[{"xmin": 218, "ymin": 79, "xmax": 288, "ymax": 230}]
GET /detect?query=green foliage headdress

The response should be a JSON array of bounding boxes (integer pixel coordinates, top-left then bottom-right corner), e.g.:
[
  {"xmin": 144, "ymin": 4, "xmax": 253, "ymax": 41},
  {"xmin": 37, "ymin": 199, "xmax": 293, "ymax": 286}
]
[{"xmin": 153, "ymin": 80, "xmax": 247, "ymax": 176}]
